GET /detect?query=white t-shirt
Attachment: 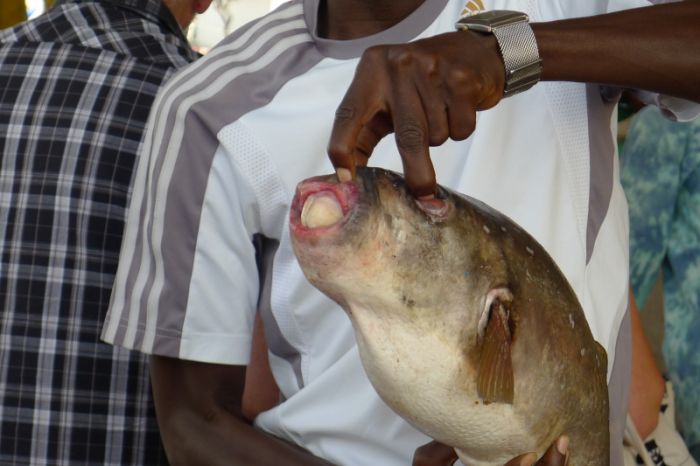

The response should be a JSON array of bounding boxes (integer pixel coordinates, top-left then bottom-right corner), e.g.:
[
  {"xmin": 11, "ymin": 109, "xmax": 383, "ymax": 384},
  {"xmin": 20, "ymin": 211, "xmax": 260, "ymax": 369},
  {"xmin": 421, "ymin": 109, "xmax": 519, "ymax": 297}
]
[{"xmin": 102, "ymin": 0, "xmax": 673, "ymax": 464}]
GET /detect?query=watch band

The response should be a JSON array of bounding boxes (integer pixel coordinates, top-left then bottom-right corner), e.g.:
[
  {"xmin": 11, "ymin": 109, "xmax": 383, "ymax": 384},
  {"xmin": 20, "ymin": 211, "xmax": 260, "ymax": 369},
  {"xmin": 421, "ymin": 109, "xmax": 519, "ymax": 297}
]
[{"xmin": 455, "ymin": 11, "xmax": 542, "ymax": 97}]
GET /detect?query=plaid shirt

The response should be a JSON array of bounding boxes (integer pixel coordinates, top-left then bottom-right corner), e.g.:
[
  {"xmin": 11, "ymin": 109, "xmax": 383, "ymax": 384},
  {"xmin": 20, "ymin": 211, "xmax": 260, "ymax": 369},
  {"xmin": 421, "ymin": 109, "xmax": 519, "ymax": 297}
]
[{"xmin": 0, "ymin": 1, "xmax": 199, "ymax": 464}]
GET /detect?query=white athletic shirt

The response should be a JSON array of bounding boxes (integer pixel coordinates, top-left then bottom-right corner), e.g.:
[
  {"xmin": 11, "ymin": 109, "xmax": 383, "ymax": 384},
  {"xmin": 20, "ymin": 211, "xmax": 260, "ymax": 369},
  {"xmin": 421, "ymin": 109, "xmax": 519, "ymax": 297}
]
[{"xmin": 101, "ymin": 0, "xmax": 685, "ymax": 464}]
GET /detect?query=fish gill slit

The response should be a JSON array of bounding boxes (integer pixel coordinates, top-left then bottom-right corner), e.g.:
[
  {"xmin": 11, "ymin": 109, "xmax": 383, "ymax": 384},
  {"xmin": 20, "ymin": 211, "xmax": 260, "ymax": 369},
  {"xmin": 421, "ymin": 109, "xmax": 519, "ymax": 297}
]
[{"xmin": 478, "ymin": 287, "xmax": 513, "ymax": 341}]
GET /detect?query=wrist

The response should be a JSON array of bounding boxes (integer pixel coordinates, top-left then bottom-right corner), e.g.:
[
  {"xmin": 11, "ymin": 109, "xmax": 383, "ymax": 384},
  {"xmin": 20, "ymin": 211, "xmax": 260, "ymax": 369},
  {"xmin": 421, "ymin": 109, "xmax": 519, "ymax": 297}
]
[{"xmin": 455, "ymin": 10, "xmax": 542, "ymax": 97}]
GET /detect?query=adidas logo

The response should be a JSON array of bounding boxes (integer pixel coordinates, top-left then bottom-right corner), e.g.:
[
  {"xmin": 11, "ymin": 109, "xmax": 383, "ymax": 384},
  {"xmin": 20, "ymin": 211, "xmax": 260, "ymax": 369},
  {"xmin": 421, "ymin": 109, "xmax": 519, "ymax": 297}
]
[{"xmin": 461, "ymin": 0, "xmax": 486, "ymax": 17}]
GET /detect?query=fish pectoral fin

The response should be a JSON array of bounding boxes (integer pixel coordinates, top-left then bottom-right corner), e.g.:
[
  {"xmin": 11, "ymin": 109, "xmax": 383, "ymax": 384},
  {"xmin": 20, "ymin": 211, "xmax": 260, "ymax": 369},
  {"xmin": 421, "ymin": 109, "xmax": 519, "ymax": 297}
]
[{"xmin": 476, "ymin": 299, "xmax": 514, "ymax": 404}]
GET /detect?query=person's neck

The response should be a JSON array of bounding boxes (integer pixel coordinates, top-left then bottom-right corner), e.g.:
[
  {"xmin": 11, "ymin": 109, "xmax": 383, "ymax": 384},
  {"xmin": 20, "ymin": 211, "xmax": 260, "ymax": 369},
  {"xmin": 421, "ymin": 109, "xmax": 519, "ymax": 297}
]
[{"xmin": 317, "ymin": 0, "xmax": 427, "ymax": 39}]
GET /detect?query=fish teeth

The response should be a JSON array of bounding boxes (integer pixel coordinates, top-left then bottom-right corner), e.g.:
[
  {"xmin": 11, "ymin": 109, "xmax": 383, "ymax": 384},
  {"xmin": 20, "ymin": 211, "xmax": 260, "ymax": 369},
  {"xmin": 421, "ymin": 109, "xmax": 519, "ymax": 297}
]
[{"xmin": 301, "ymin": 192, "xmax": 343, "ymax": 228}]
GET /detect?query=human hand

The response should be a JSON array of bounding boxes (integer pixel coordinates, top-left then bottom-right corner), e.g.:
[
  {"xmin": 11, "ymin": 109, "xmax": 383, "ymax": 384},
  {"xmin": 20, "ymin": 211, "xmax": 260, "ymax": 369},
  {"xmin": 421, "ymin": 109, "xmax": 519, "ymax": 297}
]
[
  {"xmin": 504, "ymin": 437, "xmax": 569, "ymax": 466},
  {"xmin": 412, "ymin": 440, "xmax": 458, "ymax": 466},
  {"xmin": 328, "ymin": 30, "xmax": 504, "ymax": 198},
  {"xmin": 411, "ymin": 437, "xmax": 569, "ymax": 466}
]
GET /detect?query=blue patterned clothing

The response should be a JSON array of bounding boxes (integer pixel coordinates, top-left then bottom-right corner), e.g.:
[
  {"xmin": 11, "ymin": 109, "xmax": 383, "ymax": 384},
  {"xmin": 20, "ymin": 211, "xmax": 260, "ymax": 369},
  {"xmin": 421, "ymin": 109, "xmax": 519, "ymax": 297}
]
[{"xmin": 621, "ymin": 106, "xmax": 700, "ymax": 454}]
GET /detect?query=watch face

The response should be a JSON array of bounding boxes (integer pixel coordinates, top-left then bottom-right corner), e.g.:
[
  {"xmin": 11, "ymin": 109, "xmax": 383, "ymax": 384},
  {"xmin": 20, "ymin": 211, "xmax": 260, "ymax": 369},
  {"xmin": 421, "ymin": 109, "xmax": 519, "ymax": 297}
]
[{"xmin": 456, "ymin": 10, "xmax": 529, "ymax": 32}]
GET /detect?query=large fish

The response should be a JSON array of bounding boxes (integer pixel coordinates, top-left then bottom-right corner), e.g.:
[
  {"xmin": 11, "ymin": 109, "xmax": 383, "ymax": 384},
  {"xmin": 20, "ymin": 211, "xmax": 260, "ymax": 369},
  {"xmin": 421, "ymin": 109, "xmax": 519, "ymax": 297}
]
[{"xmin": 289, "ymin": 167, "xmax": 609, "ymax": 466}]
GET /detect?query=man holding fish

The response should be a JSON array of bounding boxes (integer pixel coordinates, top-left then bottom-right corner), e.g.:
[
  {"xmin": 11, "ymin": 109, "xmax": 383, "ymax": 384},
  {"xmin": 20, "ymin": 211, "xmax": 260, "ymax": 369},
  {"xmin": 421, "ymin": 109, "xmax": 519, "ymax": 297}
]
[{"xmin": 101, "ymin": 0, "xmax": 699, "ymax": 465}]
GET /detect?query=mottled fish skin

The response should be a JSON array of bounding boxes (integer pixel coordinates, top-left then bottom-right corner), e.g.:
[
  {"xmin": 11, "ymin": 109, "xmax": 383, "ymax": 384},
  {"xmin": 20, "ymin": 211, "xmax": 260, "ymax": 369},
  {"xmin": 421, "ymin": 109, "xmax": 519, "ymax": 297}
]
[{"xmin": 289, "ymin": 167, "xmax": 609, "ymax": 466}]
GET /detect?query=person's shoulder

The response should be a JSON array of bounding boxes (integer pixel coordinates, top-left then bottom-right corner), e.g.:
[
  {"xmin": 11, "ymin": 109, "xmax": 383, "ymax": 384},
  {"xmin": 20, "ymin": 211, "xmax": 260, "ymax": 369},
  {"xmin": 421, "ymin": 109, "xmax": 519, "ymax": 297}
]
[
  {"xmin": 1, "ymin": 2, "xmax": 196, "ymax": 68},
  {"xmin": 182, "ymin": 0, "xmax": 308, "ymax": 75},
  {"xmin": 152, "ymin": 1, "xmax": 312, "ymax": 116},
  {"xmin": 0, "ymin": 40, "xmax": 176, "ymax": 100}
]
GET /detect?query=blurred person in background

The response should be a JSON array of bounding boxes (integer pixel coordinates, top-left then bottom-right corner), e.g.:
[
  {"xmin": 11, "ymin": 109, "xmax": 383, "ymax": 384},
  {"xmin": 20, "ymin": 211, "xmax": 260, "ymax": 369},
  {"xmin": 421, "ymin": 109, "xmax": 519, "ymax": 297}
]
[
  {"xmin": 621, "ymin": 104, "xmax": 700, "ymax": 465},
  {"xmin": 0, "ymin": 0, "xmax": 212, "ymax": 464}
]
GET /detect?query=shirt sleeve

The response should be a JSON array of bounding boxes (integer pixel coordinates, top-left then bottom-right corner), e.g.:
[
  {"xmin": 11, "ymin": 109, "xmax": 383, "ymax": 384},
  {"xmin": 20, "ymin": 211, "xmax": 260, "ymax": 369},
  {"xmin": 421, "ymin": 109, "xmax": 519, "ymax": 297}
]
[
  {"xmin": 101, "ymin": 81, "xmax": 261, "ymax": 365},
  {"xmin": 543, "ymin": 0, "xmax": 651, "ymax": 21},
  {"xmin": 632, "ymin": 91, "xmax": 700, "ymax": 122}
]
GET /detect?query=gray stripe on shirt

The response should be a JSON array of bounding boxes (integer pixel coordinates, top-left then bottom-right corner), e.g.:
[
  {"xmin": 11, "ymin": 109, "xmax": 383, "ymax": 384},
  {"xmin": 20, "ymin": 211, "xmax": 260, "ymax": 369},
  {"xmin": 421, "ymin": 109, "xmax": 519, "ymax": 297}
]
[
  {"xmin": 608, "ymin": 308, "xmax": 631, "ymax": 466},
  {"xmin": 586, "ymin": 84, "xmax": 617, "ymax": 263},
  {"xmin": 135, "ymin": 41, "xmax": 325, "ymax": 355},
  {"xmin": 303, "ymin": 0, "xmax": 450, "ymax": 59},
  {"xmin": 108, "ymin": 2, "xmax": 307, "ymax": 350},
  {"xmin": 254, "ymin": 235, "xmax": 305, "ymax": 389}
]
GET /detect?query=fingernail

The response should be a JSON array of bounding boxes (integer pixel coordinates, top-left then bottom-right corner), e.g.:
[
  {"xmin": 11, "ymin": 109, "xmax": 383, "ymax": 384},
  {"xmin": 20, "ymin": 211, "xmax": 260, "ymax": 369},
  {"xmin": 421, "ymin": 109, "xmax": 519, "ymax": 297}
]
[
  {"xmin": 336, "ymin": 168, "xmax": 352, "ymax": 183},
  {"xmin": 556, "ymin": 436, "xmax": 569, "ymax": 456},
  {"xmin": 416, "ymin": 197, "xmax": 448, "ymax": 217},
  {"xmin": 519, "ymin": 453, "xmax": 537, "ymax": 466}
]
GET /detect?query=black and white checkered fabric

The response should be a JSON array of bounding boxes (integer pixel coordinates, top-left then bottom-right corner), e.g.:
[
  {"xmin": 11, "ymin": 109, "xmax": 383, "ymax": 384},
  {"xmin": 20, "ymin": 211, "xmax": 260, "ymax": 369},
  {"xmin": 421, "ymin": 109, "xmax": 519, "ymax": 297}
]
[{"xmin": 0, "ymin": 1, "xmax": 198, "ymax": 464}]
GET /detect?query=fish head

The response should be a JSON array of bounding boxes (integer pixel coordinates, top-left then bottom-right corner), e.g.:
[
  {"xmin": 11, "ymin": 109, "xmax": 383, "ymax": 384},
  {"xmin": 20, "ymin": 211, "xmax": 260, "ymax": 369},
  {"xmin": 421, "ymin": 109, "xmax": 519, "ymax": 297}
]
[{"xmin": 289, "ymin": 167, "xmax": 495, "ymax": 335}]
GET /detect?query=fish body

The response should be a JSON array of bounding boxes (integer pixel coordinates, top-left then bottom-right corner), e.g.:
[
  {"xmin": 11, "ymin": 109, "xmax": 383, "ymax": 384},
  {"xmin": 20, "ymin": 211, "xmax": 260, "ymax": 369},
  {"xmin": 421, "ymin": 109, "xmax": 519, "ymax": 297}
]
[{"xmin": 289, "ymin": 167, "xmax": 609, "ymax": 466}]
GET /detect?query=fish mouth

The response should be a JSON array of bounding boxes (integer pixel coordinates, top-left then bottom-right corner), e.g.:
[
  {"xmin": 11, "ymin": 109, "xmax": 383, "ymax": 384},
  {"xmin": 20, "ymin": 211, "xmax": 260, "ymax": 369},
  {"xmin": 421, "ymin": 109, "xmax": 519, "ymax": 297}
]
[{"xmin": 289, "ymin": 175, "xmax": 360, "ymax": 238}]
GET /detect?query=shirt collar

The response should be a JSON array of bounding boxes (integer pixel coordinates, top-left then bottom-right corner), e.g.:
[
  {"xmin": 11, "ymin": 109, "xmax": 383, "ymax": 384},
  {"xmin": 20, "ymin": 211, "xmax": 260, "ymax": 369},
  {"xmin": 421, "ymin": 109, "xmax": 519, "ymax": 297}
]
[
  {"xmin": 304, "ymin": 0, "xmax": 450, "ymax": 59},
  {"xmin": 54, "ymin": 0, "xmax": 185, "ymax": 40}
]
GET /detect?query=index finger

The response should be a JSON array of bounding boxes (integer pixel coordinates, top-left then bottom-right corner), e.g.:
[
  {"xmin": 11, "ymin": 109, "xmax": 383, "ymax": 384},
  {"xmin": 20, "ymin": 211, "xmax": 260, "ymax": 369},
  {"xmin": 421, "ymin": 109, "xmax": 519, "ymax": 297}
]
[
  {"xmin": 412, "ymin": 440, "xmax": 458, "ymax": 466},
  {"xmin": 535, "ymin": 437, "xmax": 568, "ymax": 466},
  {"xmin": 327, "ymin": 57, "xmax": 387, "ymax": 181},
  {"xmin": 503, "ymin": 437, "xmax": 568, "ymax": 466},
  {"xmin": 327, "ymin": 99, "xmax": 364, "ymax": 182}
]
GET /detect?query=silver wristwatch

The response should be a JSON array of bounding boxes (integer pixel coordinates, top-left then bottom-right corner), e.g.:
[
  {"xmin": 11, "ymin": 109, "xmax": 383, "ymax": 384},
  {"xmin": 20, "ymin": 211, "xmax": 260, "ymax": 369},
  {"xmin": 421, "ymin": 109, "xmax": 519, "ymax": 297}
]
[{"xmin": 455, "ymin": 10, "xmax": 542, "ymax": 97}]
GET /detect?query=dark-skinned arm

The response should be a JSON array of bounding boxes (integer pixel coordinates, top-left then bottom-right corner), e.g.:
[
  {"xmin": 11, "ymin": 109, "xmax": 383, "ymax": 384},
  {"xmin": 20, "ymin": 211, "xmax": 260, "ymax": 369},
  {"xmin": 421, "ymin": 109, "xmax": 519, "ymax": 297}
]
[
  {"xmin": 412, "ymin": 438, "xmax": 569, "ymax": 466},
  {"xmin": 241, "ymin": 311, "xmax": 280, "ymax": 422},
  {"xmin": 150, "ymin": 355, "xmax": 335, "ymax": 466},
  {"xmin": 328, "ymin": 2, "xmax": 700, "ymax": 197},
  {"xmin": 152, "ymin": 337, "xmax": 569, "ymax": 466},
  {"xmin": 535, "ymin": 3, "xmax": 699, "ymax": 99}
]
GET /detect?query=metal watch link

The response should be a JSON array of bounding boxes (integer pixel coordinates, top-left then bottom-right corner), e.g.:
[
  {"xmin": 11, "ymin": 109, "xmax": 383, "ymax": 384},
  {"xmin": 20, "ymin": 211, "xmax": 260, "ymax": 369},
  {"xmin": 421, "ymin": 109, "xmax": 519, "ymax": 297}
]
[{"xmin": 455, "ymin": 10, "xmax": 542, "ymax": 97}]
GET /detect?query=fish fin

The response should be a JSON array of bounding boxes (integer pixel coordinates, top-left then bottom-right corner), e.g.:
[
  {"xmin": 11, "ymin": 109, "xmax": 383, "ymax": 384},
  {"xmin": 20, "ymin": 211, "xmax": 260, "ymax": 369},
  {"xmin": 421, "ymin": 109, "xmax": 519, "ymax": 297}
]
[{"xmin": 476, "ymin": 298, "xmax": 514, "ymax": 404}]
